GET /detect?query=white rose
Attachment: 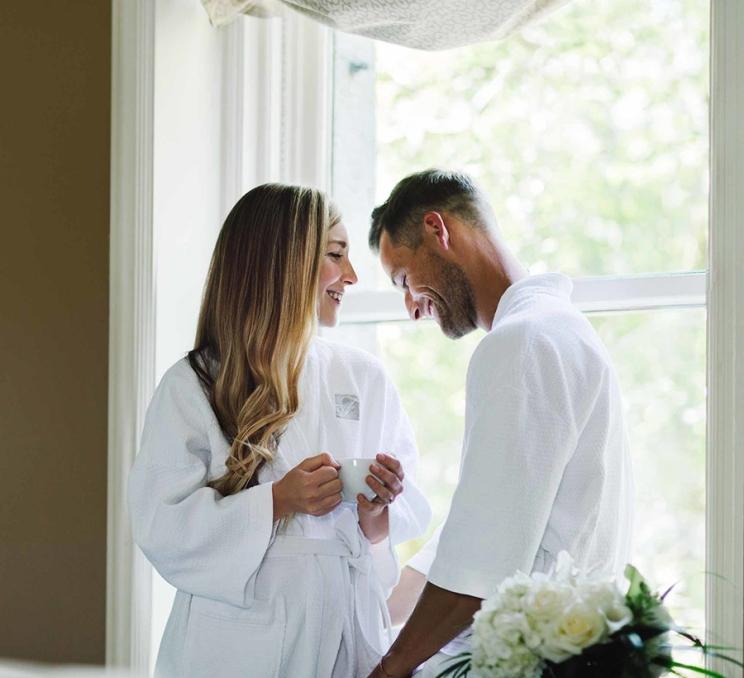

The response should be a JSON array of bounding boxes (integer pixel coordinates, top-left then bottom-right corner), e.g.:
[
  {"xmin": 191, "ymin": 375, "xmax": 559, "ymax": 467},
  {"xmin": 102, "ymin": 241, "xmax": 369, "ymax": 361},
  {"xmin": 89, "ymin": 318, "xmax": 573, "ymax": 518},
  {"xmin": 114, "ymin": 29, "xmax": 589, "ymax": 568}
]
[
  {"xmin": 552, "ymin": 551, "xmax": 581, "ymax": 585},
  {"xmin": 495, "ymin": 572, "xmax": 532, "ymax": 612},
  {"xmin": 473, "ymin": 612, "xmax": 510, "ymax": 664},
  {"xmin": 582, "ymin": 581, "xmax": 633, "ymax": 633},
  {"xmin": 472, "ymin": 641, "xmax": 544, "ymax": 678},
  {"xmin": 603, "ymin": 598, "xmax": 633, "ymax": 633},
  {"xmin": 480, "ymin": 631, "xmax": 513, "ymax": 664},
  {"xmin": 502, "ymin": 644, "xmax": 544, "ymax": 678},
  {"xmin": 539, "ymin": 601, "xmax": 608, "ymax": 662},
  {"xmin": 479, "ymin": 592, "xmax": 503, "ymax": 614},
  {"xmin": 524, "ymin": 581, "xmax": 572, "ymax": 623},
  {"xmin": 474, "ymin": 610, "xmax": 526, "ymax": 647}
]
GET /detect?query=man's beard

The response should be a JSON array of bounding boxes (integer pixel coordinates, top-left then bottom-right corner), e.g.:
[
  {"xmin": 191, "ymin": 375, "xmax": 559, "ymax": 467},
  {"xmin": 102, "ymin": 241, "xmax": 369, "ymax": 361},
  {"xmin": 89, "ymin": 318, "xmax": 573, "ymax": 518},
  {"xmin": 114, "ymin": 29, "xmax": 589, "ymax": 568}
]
[{"xmin": 429, "ymin": 253, "xmax": 478, "ymax": 339}]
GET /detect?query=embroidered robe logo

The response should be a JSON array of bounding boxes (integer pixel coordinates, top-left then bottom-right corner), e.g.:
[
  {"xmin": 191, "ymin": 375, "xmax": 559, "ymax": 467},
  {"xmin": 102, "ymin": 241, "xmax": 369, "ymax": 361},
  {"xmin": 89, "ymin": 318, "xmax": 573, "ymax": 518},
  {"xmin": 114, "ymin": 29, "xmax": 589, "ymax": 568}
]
[{"xmin": 334, "ymin": 394, "xmax": 360, "ymax": 421}]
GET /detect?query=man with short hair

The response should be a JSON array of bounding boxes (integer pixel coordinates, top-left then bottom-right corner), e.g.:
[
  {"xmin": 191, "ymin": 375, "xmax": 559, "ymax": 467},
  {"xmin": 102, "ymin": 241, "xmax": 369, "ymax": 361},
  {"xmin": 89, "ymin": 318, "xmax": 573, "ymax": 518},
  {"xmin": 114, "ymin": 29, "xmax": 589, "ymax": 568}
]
[{"xmin": 366, "ymin": 169, "xmax": 633, "ymax": 678}]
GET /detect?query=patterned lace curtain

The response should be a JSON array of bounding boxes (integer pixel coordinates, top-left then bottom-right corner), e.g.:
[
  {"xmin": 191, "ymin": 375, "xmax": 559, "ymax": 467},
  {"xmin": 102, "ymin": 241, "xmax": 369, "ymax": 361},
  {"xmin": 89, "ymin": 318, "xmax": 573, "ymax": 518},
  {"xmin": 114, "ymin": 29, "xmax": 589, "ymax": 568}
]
[{"xmin": 202, "ymin": 0, "xmax": 570, "ymax": 49}]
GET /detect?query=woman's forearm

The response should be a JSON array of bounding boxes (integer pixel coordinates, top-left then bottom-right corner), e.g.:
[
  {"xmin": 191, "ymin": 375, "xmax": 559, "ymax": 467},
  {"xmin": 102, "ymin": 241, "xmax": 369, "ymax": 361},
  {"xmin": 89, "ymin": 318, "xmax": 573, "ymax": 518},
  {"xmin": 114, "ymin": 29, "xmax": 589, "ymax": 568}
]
[
  {"xmin": 387, "ymin": 566, "xmax": 427, "ymax": 626},
  {"xmin": 358, "ymin": 506, "xmax": 389, "ymax": 543}
]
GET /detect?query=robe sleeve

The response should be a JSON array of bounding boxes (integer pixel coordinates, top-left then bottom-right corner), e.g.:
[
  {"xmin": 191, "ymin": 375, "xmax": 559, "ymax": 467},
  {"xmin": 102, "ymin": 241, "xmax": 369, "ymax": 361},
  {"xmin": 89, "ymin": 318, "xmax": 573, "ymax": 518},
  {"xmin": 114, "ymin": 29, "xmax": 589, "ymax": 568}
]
[
  {"xmin": 427, "ymin": 331, "xmax": 578, "ymax": 599},
  {"xmin": 368, "ymin": 365, "xmax": 432, "ymax": 592},
  {"xmin": 406, "ymin": 523, "xmax": 443, "ymax": 576},
  {"xmin": 378, "ymin": 369, "xmax": 432, "ymax": 545},
  {"xmin": 127, "ymin": 362, "xmax": 275, "ymax": 607}
]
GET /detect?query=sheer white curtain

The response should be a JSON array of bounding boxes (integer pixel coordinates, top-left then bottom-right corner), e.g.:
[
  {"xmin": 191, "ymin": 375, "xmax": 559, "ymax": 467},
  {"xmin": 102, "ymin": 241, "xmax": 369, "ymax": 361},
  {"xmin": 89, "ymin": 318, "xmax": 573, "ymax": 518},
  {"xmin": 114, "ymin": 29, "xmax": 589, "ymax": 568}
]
[{"xmin": 202, "ymin": 0, "xmax": 570, "ymax": 49}]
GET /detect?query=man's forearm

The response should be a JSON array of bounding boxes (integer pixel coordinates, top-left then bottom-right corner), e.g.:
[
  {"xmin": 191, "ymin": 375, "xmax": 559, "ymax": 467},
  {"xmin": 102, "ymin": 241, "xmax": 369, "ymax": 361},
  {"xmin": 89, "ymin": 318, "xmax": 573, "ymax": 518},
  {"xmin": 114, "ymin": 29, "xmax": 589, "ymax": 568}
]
[{"xmin": 379, "ymin": 582, "xmax": 482, "ymax": 677}]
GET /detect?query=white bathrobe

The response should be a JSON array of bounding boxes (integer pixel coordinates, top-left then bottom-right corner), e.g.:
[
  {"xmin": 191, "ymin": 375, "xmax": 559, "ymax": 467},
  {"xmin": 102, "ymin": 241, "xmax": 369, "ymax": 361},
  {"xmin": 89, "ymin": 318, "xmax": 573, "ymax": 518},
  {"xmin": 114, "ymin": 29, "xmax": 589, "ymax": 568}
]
[
  {"xmin": 410, "ymin": 273, "xmax": 634, "ymax": 668},
  {"xmin": 128, "ymin": 337, "xmax": 431, "ymax": 678}
]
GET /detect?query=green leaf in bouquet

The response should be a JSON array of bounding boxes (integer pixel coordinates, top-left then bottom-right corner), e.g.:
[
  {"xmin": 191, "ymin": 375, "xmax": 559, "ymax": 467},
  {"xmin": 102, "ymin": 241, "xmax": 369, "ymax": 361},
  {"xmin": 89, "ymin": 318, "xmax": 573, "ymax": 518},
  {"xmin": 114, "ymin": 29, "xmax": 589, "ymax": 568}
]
[
  {"xmin": 665, "ymin": 660, "xmax": 730, "ymax": 676},
  {"xmin": 653, "ymin": 627, "xmax": 744, "ymax": 675},
  {"xmin": 434, "ymin": 652, "xmax": 472, "ymax": 678},
  {"xmin": 625, "ymin": 564, "xmax": 647, "ymax": 599},
  {"xmin": 624, "ymin": 565, "xmax": 673, "ymax": 629},
  {"xmin": 659, "ymin": 582, "xmax": 678, "ymax": 602}
]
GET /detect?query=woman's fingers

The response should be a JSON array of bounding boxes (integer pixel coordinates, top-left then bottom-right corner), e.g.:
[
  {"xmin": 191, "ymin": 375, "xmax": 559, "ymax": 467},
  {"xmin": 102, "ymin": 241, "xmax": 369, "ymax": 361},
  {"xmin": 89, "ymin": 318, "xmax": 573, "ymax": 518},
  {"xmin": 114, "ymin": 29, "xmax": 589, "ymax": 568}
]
[
  {"xmin": 356, "ymin": 494, "xmax": 379, "ymax": 512},
  {"xmin": 366, "ymin": 474, "xmax": 395, "ymax": 503},
  {"xmin": 322, "ymin": 492, "xmax": 343, "ymax": 509},
  {"xmin": 317, "ymin": 477, "xmax": 343, "ymax": 497},
  {"xmin": 376, "ymin": 453, "xmax": 404, "ymax": 481},
  {"xmin": 298, "ymin": 452, "xmax": 341, "ymax": 472},
  {"xmin": 369, "ymin": 462, "xmax": 403, "ymax": 496},
  {"xmin": 313, "ymin": 493, "xmax": 342, "ymax": 516},
  {"xmin": 307, "ymin": 465, "xmax": 339, "ymax": 487},
  {"xmin": 288, "ymin": 452, "xmax": 404, "ymax": 516}
]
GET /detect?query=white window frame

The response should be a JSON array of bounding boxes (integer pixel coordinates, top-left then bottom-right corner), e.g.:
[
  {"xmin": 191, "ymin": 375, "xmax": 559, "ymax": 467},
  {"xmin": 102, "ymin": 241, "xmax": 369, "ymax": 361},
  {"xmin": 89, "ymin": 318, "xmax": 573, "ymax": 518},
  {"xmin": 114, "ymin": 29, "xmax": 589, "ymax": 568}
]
[
  {"xmin": 108, "ymin": 2, "xmax": 744, "ymax": 674},
  {"xmin": 340, "ymin": 272, "xmax": 707, "ymax": 323},
  {"xmin": 706, "ymin": 1, "xmax": 744, "ymax": 671}
]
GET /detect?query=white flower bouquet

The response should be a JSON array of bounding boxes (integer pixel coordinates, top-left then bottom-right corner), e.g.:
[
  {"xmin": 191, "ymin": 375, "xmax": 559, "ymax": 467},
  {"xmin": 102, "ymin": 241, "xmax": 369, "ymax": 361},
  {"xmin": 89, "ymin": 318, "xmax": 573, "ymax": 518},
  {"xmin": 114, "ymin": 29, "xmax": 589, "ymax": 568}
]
[{"xmin": 436, "ymin": 553, "xmax": 742, "ymax": 678}]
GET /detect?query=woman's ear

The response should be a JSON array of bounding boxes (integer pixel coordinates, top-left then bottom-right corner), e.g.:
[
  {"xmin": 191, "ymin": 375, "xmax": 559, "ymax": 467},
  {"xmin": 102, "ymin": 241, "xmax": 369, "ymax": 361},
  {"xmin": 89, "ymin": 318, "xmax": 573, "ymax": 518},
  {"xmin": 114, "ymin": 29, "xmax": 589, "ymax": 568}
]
[{"xmin": 422, "ymin": 211, "xmax": 450, "ymax": 251}]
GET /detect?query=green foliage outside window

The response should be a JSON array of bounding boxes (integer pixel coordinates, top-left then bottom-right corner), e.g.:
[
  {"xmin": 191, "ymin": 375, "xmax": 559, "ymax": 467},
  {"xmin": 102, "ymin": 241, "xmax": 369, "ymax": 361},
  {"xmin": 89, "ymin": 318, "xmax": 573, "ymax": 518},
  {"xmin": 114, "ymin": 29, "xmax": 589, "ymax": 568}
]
[
  {"xmin": 371, "ymin": 0, "xmax": 709, "ymax": 637},
  {"xmin": 375, "ymin": 0, "xmax": 708, "ymax": 277}
]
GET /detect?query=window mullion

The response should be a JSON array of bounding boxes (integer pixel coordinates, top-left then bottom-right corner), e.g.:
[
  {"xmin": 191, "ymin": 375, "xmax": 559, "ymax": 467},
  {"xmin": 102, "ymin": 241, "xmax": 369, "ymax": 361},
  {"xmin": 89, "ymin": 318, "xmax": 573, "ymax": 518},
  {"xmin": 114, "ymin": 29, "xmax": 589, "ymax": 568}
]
[{"xmin": 339, "ymin": 272, "xmax": 707, "ymax": 325}]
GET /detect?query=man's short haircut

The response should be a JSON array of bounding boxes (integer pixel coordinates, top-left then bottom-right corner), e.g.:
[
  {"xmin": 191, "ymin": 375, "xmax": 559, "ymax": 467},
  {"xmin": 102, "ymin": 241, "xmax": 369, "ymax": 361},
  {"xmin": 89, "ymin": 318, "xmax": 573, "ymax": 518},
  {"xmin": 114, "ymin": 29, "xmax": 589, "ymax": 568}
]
[{"xmin": 369, "ymin": 169, "xmax": 490, "ymax": 252}]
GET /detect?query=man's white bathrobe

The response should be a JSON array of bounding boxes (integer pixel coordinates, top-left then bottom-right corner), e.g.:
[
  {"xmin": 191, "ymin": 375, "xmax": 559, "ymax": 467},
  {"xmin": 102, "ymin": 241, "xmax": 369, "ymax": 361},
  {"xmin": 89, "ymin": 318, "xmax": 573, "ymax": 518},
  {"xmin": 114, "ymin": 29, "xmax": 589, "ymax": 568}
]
[
  {"xmin": 410, "ymin": 274, "xmax": 634, "ymax": 673},
  {"xmin": 128, "ymin": 337, "xmax": 431, "ymax": 678}
]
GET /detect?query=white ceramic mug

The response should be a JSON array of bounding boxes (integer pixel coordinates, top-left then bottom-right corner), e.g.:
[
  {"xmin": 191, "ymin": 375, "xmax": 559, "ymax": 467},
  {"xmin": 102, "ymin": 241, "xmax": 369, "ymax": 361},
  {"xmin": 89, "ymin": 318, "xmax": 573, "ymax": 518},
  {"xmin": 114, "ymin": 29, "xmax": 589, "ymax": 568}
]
[{"xmin": 338, "ymin": 457, "xmax": 378, "ymax": 503}]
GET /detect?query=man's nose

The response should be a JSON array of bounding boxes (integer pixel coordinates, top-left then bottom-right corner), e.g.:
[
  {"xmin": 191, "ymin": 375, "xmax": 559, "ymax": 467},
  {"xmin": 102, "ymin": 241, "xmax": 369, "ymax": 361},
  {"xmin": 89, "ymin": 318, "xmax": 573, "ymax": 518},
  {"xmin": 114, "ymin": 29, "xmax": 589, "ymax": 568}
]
[{"xmin": 405, "ymin": 292, "xmax": 421, "ymax": 321}]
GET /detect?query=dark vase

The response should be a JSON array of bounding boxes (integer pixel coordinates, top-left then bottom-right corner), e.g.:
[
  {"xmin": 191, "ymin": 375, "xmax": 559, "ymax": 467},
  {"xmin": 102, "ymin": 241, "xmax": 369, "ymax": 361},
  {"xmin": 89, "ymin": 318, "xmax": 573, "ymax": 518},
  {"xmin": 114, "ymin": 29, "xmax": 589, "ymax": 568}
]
[{"xmin": 541, "ymin": 632, "xmax": 671, "ymax": 678}]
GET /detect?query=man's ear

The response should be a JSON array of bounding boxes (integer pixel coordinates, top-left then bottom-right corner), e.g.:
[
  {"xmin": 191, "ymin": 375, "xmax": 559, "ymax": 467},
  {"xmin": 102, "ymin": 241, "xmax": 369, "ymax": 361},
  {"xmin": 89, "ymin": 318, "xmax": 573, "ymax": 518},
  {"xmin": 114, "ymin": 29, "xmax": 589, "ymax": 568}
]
[{"xmin": 422, "ymin": 211, "xmax": 450, "ymax": 251}]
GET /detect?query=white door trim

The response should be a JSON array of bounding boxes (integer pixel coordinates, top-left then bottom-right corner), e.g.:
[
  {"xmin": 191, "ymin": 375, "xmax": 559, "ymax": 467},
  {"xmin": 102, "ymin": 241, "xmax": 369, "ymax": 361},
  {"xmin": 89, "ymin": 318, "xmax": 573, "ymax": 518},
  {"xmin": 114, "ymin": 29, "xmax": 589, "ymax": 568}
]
[
  {"xmin": 107, "ymin": 0, "xmax": 156, "ymax": 670},
  {"xmin": 707, "ymin": 1, "xmax": 744, "ymax": 672}
]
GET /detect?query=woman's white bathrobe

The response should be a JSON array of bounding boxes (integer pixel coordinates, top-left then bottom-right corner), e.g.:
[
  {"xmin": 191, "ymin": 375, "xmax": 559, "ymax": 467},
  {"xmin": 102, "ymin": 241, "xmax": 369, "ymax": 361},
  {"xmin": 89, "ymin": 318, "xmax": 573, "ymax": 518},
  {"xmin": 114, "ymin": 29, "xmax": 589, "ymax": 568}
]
[{"xmin": 128, "ymin": 337, "xmax": 431, "ymax": 678}]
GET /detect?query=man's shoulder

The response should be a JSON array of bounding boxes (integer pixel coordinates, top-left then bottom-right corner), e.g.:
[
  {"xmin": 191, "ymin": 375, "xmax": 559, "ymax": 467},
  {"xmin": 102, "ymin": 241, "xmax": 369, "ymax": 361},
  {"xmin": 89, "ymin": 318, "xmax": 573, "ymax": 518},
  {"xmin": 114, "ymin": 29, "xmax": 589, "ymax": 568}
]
[
  {"xmin": 469, "ymin": 302, "xmax": 604, "ymax": 381},
  {"xmin": 470, "ymin": 312, "xmax": 549, "ymax": 366}
]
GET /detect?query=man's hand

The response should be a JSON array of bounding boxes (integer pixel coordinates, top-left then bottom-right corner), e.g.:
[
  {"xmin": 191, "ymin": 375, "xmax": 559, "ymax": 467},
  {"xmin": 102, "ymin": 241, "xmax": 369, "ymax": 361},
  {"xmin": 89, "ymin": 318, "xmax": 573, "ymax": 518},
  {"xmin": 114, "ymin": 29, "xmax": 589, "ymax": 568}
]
[
  {"xmin": 367, "ymin": 582, "xmax": 483, "ymax": 678},
  {"xmin": 272, "ymin": 453, "xmax": 342, "ymax": 520},
  {"xmin": 367, "ymin": 660, "xmax": 412, "ymax": 678},
  {"xmin": 357, "ymin": 453, "xmax": 404, "ymax": 543}
]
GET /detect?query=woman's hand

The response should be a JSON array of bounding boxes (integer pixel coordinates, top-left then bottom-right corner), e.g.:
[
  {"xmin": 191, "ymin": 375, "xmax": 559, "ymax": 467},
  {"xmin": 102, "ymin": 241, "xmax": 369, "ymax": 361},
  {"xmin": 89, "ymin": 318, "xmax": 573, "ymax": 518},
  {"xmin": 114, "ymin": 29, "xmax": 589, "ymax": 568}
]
[
  {"xmin": 357, "ymin": 453, "xmax": 405, "ymax": 543},
  {"xmin": 272, "ymin": 453, "xmax": 342, "ymax": 521}
]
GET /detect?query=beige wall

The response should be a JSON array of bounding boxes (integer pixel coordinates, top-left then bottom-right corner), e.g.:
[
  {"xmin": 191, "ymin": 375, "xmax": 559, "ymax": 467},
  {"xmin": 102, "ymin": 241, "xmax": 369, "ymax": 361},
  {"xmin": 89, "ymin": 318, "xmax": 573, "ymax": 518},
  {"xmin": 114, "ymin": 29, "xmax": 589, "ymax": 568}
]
[{"xmin": 0, "ymin": 2, "xmax": 110, "ymax": 665}]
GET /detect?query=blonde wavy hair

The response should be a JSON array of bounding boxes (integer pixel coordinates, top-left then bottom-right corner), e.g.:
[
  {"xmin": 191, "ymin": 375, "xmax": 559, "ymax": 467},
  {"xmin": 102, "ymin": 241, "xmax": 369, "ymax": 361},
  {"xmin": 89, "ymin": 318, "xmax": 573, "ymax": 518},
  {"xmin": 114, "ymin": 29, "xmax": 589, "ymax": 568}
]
[{"xmin": 188, "ymin": 183, "xmax": 340, "ymax": 495}]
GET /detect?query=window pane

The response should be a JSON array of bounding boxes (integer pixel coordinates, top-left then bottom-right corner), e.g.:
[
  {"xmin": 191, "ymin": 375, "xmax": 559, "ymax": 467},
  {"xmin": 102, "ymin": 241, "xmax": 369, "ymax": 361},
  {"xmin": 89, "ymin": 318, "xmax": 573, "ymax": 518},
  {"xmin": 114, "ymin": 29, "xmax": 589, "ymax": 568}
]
[
  {"xmin": 371, "ymin": 308, "xmax": 705, "ymax": 631},
  {"xmin": 333, "ymin": 0, "xmax": 709, "ymax": 282}
]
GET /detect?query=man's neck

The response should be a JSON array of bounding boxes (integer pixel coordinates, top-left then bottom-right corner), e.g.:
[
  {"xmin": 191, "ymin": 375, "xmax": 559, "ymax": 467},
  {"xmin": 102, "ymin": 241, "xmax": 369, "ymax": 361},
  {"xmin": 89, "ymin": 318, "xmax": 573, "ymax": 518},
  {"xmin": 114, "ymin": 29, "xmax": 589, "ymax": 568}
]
[{"xmin": 464, "ymin": 232, "xmax": 528, "ymax": 331}]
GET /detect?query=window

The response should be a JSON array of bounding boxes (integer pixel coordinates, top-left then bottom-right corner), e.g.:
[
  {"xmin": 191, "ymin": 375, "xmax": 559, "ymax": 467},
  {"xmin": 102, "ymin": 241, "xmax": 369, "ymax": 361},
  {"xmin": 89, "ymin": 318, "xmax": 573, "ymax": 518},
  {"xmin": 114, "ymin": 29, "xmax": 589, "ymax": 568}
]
[
  {"xmin": 111, "ymin": 2, "xmax": 744, "ymax": 673},
  {"xmin": 328, "ymin": 0, "xmax": 709, "ymax": 634}
]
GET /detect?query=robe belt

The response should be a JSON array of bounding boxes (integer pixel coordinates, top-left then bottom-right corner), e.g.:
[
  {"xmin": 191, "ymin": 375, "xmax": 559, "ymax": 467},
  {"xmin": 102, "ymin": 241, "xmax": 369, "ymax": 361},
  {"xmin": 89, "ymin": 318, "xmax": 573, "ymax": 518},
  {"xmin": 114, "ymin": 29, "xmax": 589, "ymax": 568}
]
[{"xmin": 267, "ymin": 534, "xmax": 393, "ymax": 654}]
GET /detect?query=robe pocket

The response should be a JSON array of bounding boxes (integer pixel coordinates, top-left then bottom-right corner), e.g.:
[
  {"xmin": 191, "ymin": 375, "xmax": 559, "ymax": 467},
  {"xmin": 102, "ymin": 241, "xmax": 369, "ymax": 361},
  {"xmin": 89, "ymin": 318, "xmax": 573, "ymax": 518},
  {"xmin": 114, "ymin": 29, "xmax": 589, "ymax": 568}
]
[{"xmin": 183, "ymin": 595, "xmax": 286, "ymax": 678}]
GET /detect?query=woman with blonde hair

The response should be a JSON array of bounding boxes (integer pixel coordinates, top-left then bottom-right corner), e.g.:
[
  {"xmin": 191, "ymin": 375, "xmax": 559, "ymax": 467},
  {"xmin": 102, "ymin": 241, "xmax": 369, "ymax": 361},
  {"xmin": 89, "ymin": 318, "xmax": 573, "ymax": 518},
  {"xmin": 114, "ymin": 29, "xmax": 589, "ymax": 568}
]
[{"xmin": 128, "ymin": 183, "xmax": 431, "ymax": 678}]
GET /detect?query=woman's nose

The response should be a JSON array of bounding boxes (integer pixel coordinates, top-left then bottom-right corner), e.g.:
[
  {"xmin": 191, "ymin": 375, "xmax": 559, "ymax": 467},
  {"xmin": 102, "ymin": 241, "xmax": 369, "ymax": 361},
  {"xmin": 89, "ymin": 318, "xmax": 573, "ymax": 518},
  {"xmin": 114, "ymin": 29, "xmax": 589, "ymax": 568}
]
[{"xmin": 343, "ymin": 259, "xmax": 358, "ymax": 286}]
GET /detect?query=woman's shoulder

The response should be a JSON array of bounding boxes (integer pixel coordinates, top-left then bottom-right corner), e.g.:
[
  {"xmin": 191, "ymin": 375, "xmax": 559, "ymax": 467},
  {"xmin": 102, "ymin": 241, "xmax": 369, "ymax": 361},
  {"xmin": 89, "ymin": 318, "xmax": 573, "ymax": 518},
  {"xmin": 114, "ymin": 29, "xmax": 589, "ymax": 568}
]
[
  {"xmin": 311, "ymin": 336, "xmax": 388, "ymax": 381},
  {"xmin": 153, "ymin": 355, "xmax": 212, "ymax": 412},
  {"xmin": 159, "ymin": 355, "xmax": 202, "ymax": 388},
  {"xmin": 138, "ymin": 356, "xmax": 219, "ymax": 465}
]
